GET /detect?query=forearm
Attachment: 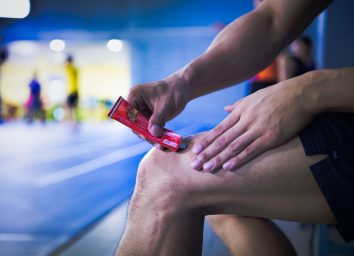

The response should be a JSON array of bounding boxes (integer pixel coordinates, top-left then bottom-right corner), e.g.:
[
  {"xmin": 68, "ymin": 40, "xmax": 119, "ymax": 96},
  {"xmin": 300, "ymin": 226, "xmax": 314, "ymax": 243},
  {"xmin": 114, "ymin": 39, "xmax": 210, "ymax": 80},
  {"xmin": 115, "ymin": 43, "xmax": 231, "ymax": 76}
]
[
  {"xmin": 304, "ymin": 68, "xmax": 354, "ymax": 115},
  {"xmin": 181, "ymin": 9, "xmax": 281, "ymax": 100},
  {"xmin": 172, "ymin": 0, "xmax": 331, "ymax": 101}
]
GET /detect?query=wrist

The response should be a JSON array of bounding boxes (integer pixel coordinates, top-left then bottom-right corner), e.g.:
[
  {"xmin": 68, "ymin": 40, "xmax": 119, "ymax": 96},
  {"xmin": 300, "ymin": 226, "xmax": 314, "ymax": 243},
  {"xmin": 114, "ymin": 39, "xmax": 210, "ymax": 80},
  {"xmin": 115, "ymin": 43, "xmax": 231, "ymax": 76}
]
[
  {"xmin": 299, "ymin": 71, "xmax": 321, "ymax": 116},
  {"xmin": 277, "ymin": 70, "xmax": 321, "ymax": 118},
  {"xmin": 164, "ymin": 66, "xmax": 195, "ymax": 104},
  {"xmin": 301, "ymin": 69, "xmax": 337, "ymax": 115}
]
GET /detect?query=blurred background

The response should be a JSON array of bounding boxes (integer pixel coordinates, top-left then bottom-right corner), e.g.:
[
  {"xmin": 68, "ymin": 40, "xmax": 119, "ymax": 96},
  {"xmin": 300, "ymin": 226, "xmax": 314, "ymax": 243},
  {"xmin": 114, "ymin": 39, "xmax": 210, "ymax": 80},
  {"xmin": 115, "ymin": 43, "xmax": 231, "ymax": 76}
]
[{"xmin": 0, "ymin": 0, "xmax": 354, "ymax": 256}]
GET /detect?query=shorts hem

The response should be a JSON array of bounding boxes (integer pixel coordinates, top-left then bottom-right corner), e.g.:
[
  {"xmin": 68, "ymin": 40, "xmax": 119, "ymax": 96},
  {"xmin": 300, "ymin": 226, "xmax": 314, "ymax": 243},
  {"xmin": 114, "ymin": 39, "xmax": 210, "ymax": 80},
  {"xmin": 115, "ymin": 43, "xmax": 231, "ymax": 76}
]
[{"xmin": 305, "ymin": 151, "xmax": 354, "ymax": 242}]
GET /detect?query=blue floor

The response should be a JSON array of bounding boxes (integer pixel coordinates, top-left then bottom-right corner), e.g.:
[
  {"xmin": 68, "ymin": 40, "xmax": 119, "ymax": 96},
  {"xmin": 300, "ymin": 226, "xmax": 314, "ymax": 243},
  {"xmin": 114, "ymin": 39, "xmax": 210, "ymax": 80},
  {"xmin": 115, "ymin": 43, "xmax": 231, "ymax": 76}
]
[{"xmin": 0, "ymin": 121, "xmax": 210, "ymax": 256}]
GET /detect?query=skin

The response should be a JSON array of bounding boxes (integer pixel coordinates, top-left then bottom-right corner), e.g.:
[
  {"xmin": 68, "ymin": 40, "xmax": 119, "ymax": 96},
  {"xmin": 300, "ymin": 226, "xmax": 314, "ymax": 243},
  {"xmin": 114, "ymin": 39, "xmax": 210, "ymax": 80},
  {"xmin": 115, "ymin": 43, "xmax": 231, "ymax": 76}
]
[
  {"xmin": 118, "ymin": 0, "xmax": 354, "ymax": 254},
  {"xmin": 117, "ymin": 69, "xmax": 354, "ymax": 256},
  {"xmin": 116, "ymin": 134, "xmax": 334, "ymax": 256},
  {"xmin": 128, "ymin": 0, "xmax": 332, "ymax": 153},
  {"xmin": 191, "ymin": 68, "xmax": 354, "ymax": 172},
  {"xmin": 207, "ymin": 215, "xmax": 297, "ymax": 256}
]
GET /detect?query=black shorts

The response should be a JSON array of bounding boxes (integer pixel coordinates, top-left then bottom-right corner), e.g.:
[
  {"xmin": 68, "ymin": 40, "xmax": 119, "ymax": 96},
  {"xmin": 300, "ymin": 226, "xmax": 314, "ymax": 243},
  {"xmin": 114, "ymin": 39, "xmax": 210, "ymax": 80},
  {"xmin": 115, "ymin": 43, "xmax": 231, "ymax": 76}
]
[
  {"xmin": 299, "ymin": 112, "xmax": 354, "ymax": 242},
  {"xmin": 67, "ymin": 92, "xmax": 79, "ymax": 108}
]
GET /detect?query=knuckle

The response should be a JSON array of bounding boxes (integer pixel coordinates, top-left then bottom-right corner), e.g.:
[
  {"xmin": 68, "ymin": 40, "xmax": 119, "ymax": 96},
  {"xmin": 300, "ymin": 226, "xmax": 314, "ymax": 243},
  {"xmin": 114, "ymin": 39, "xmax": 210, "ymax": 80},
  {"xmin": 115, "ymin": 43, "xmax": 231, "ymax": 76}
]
[
  {"xmin": 213, "ymin": 156, "xmax": 223, "ymax": 166},
  {"xmin": 213, "ymin": 125, "xmax": 224, "ymax": 136},
  {"xmin": 198, "ymin": 153, "xmax": 208, "ymax": 162},
  {"xmin": 245, "ymin": 145, "xmax": 254, "ymax": 156},
  {"xmin": 234, "ymin": 99, "xmax": 243, "ymax": 108},
  {"xmin": 264, "ymin": 130, "xmax": 276, "ymax": 142},
  {"xmin": 205, "ymin": 136, "xmax": 215, "ymax": 147},
  {"xmin": 127, "ymin": 86, "xmax": 136, "ymax": 95},
  {"xmin": 198, "ymin": 139, "xmax": 208, "ymax": 148},
  {"xmin": 229, "ymin": 140, "xmax": 240, "ymax": 153},
  {"xmin": 153, "ymin": 111, "xmax": 165, "ymax": 122},
  {"xmin": 215, "ymin": 137, "xmax": 226, "ymax": 148},
  {"xmin": 128, "ymin": 84, "xmax": 142, "ymax": 95}
]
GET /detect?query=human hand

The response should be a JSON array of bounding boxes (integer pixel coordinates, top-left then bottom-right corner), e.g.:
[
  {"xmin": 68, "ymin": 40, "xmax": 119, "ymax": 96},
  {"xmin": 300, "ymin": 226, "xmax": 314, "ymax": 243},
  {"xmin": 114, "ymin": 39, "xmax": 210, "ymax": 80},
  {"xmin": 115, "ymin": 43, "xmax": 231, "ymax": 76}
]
[
  {"xmin": 190, "ymin": 79, "xmax": 312, "ymax": 171},
  {"xmin": 127, "ymin": 74, "xmax": 189, "ymax": 147}
]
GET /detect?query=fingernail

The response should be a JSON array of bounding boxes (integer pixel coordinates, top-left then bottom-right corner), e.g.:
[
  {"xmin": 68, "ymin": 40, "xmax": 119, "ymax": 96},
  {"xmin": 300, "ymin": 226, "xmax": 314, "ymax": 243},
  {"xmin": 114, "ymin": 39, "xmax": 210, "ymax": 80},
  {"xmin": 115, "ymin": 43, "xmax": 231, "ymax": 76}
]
[
  {"xmin": 192, "ymin": 144, "xmax": 202, "ymax": 154},
  {"xmin": 203, "ymin": 161, "xmax": 215, "ymax": 171},
  {"xmin": 191, "ymin": 159, "xmax": 201, "ymax": 169},
  {"xmin": 150, "ymin": 125, "xmax": 162, "ymax": 137},
  {"xmin": 223, "ymin": 162, "xmax": 232, "ymax": 170}
]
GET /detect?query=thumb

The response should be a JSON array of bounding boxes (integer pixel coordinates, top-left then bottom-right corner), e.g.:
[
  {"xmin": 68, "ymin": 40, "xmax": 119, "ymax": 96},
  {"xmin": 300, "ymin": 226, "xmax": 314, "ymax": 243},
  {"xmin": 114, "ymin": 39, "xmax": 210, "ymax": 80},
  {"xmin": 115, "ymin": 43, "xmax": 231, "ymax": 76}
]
[{"xmin": 148, "ymin": 109, "xmax": 165, "ymax": 137}]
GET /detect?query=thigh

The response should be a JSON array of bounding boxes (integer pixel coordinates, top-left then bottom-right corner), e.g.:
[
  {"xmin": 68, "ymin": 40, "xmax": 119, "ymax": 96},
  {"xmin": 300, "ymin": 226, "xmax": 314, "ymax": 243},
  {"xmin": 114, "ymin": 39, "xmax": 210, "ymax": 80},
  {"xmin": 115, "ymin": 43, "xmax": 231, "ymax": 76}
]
[{"xmin": 146, "ymin": 133, "xmax": 335, "ymax": 224}]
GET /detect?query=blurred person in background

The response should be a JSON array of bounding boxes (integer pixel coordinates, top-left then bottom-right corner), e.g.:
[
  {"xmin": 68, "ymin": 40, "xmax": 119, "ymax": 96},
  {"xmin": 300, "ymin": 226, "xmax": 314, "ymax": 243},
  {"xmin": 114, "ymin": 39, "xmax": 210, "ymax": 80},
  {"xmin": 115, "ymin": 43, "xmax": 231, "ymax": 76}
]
[
  {"xmin": 65, "ymin": 54, "xmax": 79, "ymax": 125},
  {"xmin": 0, "ymin": 45, "xmax": 8, "ymax": 123},
  {"xmin": 278, "ymin": 35, "xmax": 316, "ymax": 81},
  {"xmin": 25, "ymin": 72, "xmax": 45, "ymax": 123},
  {"xmin": 249, "ymin": 60, "xmax": 279, "ymax": 93}
]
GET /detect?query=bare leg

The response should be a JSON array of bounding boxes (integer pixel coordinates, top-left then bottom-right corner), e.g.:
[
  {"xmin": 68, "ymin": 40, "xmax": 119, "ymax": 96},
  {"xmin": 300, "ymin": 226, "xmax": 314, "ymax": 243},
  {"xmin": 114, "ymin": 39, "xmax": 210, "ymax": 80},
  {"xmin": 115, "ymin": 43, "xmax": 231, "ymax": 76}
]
[
  {"xmin": 207, "ymin": 215, "xmax": 296, "ymax": 256},
  {"xmin": 116, "ymin": 134, "xmax": 334, "ymax": 256}
]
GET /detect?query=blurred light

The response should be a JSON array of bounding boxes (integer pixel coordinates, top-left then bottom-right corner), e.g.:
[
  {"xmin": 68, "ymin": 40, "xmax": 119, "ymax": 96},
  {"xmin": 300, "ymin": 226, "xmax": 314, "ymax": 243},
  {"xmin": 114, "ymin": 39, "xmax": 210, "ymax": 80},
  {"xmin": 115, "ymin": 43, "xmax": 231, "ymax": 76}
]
[
  {"xmin": 0, "ymin": 0, "xmax": 30, "ymax": 18},
  {"xmin": 107, "ymin": 39, "xmax": 123, "ymax": 52},
  {"xmin": 49, "ymin": 39, "xmax": 66, "ymax": 52},
  {"xmin": 8, "ymin": 41, "xmax": 40, "ymax": 56}
]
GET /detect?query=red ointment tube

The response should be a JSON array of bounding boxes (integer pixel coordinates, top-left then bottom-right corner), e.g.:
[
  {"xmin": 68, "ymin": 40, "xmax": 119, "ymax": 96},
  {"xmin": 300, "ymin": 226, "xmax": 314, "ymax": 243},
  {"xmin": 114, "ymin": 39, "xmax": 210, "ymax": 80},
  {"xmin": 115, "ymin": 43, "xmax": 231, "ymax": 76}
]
[{"xmin": 108, "ymin": 96, "xmax": 186, "ymax": 151}]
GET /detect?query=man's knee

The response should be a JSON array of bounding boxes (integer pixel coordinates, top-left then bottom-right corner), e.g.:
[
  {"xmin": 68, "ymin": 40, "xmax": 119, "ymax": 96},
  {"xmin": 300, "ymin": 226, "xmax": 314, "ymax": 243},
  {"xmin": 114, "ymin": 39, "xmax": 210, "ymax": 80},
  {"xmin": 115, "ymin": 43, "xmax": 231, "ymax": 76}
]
[
  {"xmin": 135, "ymin": 135, "xmax": 199, "ymax": 195},
  {"xmin": 129, "ymin": 133, "xmax": 223, "ymax": 217},
  {"xmin": 136, "ymin": 148, "xmax": 181, "ymax": 193},
  {"xmin": 130, "ymin": 147, "xmax": 192, "ymax": 216}
]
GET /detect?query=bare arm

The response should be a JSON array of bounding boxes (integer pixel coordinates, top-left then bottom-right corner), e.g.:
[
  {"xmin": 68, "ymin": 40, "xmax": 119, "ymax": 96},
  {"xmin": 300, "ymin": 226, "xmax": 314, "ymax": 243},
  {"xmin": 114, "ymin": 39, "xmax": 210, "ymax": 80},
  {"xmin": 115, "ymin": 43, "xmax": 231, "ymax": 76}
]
[
  {"xmin": 191, "ymin": 67, "xmax": 354, "ymax": 171},
  {"xmin": 305, "ymin": 68, "xmax": 354, "ymax": 114},
  {"xmin": 179, "ymin": 0, "xmax": 332, "ymax": 100},
  {"xmin": 127, "ymin": 0, "xmax": 331, "ymax": 137}
]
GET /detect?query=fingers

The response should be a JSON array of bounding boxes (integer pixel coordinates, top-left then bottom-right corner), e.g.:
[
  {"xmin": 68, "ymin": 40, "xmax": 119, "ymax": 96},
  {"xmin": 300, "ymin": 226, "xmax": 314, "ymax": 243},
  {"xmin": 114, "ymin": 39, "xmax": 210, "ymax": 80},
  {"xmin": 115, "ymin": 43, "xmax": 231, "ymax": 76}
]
[
  {"xmin": 191, "ymin": 113, "xmax": 240, "ymax": 155},
  {"xmin": 127, "ymin": 87, "xmax": 153, "ymax": 118},
  {"xmin": 191, "ymin": 130, "xmax": 257, "ymax": 172},
  {"xmin": 224, "ymin": 104, "xmax": 236, "ymax": 113},
  {"xmin": 224, "ymin": 99, "xmax": 242, "ymax": 113},
  {"xmin": 190, "ymin": 103, "xmax": 269, "ymax": 172},
  {"xmin": 222, "ymin": 137, "xmax": 267, "ymax": 170},
  {"xmin": 127, "ymin": 86, "xmax": 143, "ymax": 109},
  {"xmin": 127, "ymin": 85, "xmax": 165, "ymax": 137},
  {"xmin": 148, "ymin": 106, "xmax": 165, "ymax": 137}
]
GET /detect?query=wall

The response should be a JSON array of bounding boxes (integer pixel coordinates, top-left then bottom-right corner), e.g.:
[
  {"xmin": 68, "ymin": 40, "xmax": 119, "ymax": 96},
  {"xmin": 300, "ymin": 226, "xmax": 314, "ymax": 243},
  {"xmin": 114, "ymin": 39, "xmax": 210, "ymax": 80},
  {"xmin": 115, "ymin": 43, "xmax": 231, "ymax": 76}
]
[
  {"xmin": 321, "ymin": 0, "xmax": 354, "ymax": 68},
  {"xmin": 0, "ymin": 0, "xmax": 253, "ymax": 40}
]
